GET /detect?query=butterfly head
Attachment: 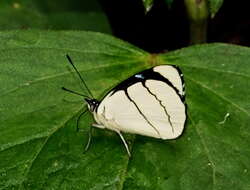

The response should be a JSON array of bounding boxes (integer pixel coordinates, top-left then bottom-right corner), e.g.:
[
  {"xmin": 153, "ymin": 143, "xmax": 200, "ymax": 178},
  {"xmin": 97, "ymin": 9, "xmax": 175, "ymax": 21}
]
[{"xmin": 85, "ymin": 98, "xmax": 99, "ymax": 112}]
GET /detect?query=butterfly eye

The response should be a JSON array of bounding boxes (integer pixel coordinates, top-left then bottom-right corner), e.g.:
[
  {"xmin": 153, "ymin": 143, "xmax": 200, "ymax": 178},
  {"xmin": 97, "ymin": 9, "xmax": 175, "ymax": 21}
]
[{"xmin": 87, "ymin": 99, "xmax": 99, "ymax": 112}]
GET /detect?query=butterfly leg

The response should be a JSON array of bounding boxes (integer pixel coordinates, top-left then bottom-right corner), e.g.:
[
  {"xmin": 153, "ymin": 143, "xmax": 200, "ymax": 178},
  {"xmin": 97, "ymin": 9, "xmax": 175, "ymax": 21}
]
[
  {"xmin": 114, "ymin": 129, "xmax": 131, "ymax": 157},
  {"xmin": 83, "ymin": 126, "xmax": 92, "ymax": 153},
  {"xmin": 76, "ymin": 109, "xmax": 88, "ymax": 132},
  {"xmin": 84, "ymin": 124, "xmax": 105, "ymax": 153},
  {"xmin": 92, "ymin": 123, "xmax": 105, "ymax": 129}
]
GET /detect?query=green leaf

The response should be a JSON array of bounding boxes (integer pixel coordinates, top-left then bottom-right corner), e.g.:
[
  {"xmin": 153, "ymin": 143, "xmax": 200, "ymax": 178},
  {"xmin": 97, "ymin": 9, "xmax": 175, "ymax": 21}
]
[
  {"xmin": 142, "ymin": 0, "xmax": 154, "ymax": 13},
  {"xmin": 0, "ymin": 0, "xmax": 111, "ymax": 33},
  {"xmin": 0, "ymin": 30, "xmax": 147, "ymax": 190},
  {"xmin": 209, "ymin": 0, "xmax": 224, "ymax": 18},
  {"xmin": 158, "ymin": 44, "xmax": 250, "ymax": 189},
  {"xmin": 1, "ymin": 31, "xmax": 250, "ymax": 189}
]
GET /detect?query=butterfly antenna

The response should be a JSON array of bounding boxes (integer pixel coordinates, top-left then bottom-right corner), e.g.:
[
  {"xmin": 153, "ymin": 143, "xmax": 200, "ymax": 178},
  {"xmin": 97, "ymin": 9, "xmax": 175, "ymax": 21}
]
[
  {"xmin": 66, "ymin": 54, "xmax": 94, "ymax": 98},
  {"xmin": 62, "ymin": 87, "xmax": 89, "ymax": 98}
]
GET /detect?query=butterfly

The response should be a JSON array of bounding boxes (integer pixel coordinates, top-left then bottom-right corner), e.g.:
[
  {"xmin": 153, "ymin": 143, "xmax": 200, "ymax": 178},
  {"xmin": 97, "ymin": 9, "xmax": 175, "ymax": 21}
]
[{"xmin": 62, "ymin": 55, "xmax": 187, "ymax": 157}]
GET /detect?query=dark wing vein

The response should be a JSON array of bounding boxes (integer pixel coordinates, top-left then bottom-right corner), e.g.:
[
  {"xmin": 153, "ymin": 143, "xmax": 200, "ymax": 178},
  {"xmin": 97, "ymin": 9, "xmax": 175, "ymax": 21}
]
[
  {"xmin": 124, "ymin": 87, "xmax": 161, "ymax": 138},
  {"xmin": 142, "ymin": 82, "xmax": 174, "ymax": 133}
]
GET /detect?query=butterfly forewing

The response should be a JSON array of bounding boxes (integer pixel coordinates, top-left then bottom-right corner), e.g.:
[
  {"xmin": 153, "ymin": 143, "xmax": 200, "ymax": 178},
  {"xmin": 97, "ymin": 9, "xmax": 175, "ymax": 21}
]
[
  {"xmin": 153, "ymin": 65, "xmax": 185, "ymax": 98},
  {"xmin": 143, "ymin": 79, "xmax": 186, "ymax": 138}
]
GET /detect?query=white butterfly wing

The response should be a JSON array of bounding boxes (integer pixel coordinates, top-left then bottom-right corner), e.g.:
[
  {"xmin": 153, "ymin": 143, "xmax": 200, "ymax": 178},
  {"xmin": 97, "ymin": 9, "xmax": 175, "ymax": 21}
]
[
  {"xmin": 97, "ymin": 89, "xmax": 158, "ymax": 138},
  {"xmin": 96, "ymin": 79, "xmax": 186, "ymax": 139},
  {"xmin": 153, "ymin": 65, "xmax": 185, "ymax": 97}
]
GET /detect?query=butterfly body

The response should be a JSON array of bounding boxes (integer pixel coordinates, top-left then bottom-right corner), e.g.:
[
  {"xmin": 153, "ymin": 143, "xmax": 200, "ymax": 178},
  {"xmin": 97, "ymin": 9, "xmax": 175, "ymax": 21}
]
[{"xmin": 63, "ymin": 55, "xmax": 186, "ymax": 157}]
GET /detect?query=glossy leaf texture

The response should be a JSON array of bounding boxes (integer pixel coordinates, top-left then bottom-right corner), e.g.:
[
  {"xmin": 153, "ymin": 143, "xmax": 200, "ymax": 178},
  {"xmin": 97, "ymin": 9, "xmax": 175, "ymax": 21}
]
[
  {"xmin": 0, "ymin": 0, "xmax": 111, "ymax": 33},
  {"xmin": 0, "ymin": 30, "xmax": 148, "ymax": 190},
  {"xmin": 0, "ymin": 31, "xmax": 250, "ymax": 190},
  {"xmin": 208, "ymin": 0, "xmax": 224, "ymax": 18},
  {"xmin": 157, "ymin": 44, "xmax": 250, "ymax": 190}
]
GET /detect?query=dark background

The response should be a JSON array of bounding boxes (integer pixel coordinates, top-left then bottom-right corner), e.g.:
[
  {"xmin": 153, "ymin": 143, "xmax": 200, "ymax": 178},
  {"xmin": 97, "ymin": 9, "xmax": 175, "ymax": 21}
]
[
  {"xmin": 99, "ymin": 0, "xmax": 250, "ymax": 53},
  {"xmin": 3, "ymin": 0, "xmax": 249, "ymax": 53}
]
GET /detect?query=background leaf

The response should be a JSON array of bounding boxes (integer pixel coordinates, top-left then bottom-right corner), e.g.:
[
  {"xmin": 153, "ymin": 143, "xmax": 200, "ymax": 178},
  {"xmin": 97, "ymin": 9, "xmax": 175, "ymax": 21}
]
[
  {"xmin": 0, "ymin": 0, "xmax": 111, "ymax": 33},
  {"xmin": 142, "ymin": 0, "xmax": 154, "ymax": 13},
  {"xmin": 0, "ymin": 31, "xmax": 250, "ymax": 189},
  {"xmin": 209, "ymin": 0, "xmax": 224, "ymax": 18}
]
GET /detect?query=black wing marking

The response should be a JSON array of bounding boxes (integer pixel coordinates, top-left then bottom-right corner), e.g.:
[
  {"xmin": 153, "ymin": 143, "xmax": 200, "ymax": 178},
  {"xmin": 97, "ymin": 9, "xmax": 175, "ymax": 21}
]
[
  {"xmin": 171, "ymin": 65, "xmax": 185, "ymax": 100},
  {"xmin": 142, "ymin": 82, "xmax": 174, "ymax": 133},
  {"xmin": 109, "ymin": 66, "xmax": 185, "ymax": 102},
  {"xmin": 124, "ymin": 88, "xmax": 162, "ymax": 138}
]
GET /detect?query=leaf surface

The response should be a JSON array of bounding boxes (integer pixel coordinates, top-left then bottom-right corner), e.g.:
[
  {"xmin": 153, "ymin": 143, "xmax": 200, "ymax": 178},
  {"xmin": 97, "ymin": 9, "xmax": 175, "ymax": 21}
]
[
  {"xmin": 0, "ymin": 31, "xmax": 249, "ymax": 190},
  {"xmin": 0, "ymin": 0, "xmax": 111, "ymax": 33}
]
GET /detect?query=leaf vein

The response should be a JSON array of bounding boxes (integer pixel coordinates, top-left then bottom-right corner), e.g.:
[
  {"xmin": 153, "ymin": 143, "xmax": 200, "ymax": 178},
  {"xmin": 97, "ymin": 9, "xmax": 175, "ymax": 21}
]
[
  {"xmin": 0, "ymin": 47, "xmax": 145, "ymax": 59},
  {"xmin": 181, "ymin": 65, "xmax": 250, "ymax": 79},
  {"xmin": 185, "ymin": 76, "xmax": 250, "ymax": 116},
  {"xmin": 188, "ymin": 114, "xmax": 216, "ymax": 189},
  {"xmin": 117, "ymin": 136, "xmax": 136, "ymax": 190}
]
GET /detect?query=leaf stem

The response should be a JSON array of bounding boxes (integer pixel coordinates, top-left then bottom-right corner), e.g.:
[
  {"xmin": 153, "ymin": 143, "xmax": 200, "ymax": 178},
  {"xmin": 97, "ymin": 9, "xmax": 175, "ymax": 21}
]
[{"xmin": 184, "ymin": 0, "xmax": 209, "ymax": 44}]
